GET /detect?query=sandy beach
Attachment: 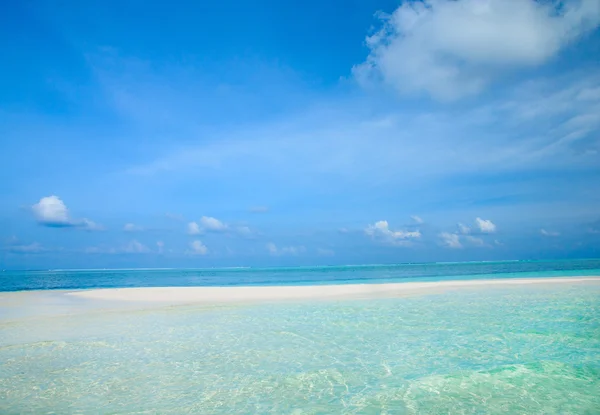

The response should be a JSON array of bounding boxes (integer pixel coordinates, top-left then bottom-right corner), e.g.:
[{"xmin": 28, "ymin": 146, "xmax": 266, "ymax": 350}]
[{"xmin": 65, "ymin": 276, "xmax": 600, "ymax": 305}]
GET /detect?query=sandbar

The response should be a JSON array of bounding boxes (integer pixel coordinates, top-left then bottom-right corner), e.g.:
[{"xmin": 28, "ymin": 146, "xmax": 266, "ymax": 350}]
[{"xmin": 65, "ymin": 276, "xmax": 600, "ymax": 305}]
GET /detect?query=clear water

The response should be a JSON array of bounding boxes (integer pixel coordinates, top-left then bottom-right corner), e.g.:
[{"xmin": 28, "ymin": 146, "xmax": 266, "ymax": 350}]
[
  {"xmin": 1, "ymin": 284, "xmax": 599, "ymax": 414},
  {"xmin": 2, "ymin": 258, "xmax": 600, "ymax": 291}
]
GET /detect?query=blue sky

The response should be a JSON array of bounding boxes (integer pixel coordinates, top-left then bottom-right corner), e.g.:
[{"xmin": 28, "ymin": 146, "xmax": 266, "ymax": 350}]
[{"xmin": 1, "ymin": 0, "xmax": 600, "ymax": 269}]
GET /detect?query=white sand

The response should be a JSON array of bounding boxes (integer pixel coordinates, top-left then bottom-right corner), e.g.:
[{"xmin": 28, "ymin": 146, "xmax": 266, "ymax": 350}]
[{"xmin": 66, "ymin": 277, "xmax": 600, "ymax": 305}]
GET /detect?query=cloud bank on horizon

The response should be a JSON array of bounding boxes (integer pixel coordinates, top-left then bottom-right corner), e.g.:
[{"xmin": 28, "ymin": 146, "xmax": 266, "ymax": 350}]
[{"xmin": 1, "ymin": 0, "xmax": 599, "ymax": 268}]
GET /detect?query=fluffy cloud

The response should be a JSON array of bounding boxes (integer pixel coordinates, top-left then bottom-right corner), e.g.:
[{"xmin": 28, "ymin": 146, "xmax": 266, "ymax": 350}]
[
  {"xmin": 439, "ymin": 232, "xmax": 462, "ymax": 248},
  {"xmin": 124, "ymin": 223, "xmax": 144, "ymax": 232},
  {"xmin": 189, "ymin": 240, "xmax": 208, "ymax": 255},
  {"xmin": 187, "ymin": 221, "xmax": 201, "ymax": 235},
  {"xmin": 475, "ymin": 217, "xmax": 497, "ymax": 233},
  {"xmin": 200, "ymin": 216, "xmax": 228, "ymax": 232},
  {"xmin": 188, "ymin": 216, "xmax": 228, "ymax": 234},
  {"xmin": 266, "ymin": 242, "xmax": 306, "ymax": 256},
  {"xmin": 355, "ymin": 0, "xmax": 600, "ymax": 100},
  {"xmin": 32, "ymin": 196, "xmax": 102, "ymax": 230},
  {"xmin": 541, "ymin": 228, "xmax": 560, "ymax": 236},
  {"xmin": 365, "ymin": 220, "xmax": 421, "ymax": 246}
]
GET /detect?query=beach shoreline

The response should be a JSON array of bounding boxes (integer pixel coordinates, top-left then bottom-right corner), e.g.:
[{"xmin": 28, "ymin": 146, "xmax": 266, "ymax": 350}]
[{"xmin": 63, "ymin": 276, "xmax": 600, "ymax": 305}]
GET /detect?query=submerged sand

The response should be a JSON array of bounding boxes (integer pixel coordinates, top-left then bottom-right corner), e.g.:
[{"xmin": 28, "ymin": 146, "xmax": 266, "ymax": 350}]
[{"xmin": 65, "ymin": 276, "xmax": 600, "ymax": 305}]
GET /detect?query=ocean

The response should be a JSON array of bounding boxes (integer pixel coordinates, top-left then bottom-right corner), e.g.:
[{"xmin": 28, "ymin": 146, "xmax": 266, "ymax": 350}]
[
  {"xmin": 2, "ymin": 258, "xmax": 600, "ymax": 291},
  {"xmin": 1, "ymin": 259, "xmax": 599, "ymax": 414}
]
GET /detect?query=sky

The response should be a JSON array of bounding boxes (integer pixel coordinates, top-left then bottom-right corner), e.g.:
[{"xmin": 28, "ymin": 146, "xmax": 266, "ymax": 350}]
[{"xmin": 1, "ymin": 0, "xmax": 600, "ymax": 269}]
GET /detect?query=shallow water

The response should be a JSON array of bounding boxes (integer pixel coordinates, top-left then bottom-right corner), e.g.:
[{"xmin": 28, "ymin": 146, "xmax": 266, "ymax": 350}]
[{"xmin": 1, "ymin": 284, "xmax": 599, "ymax": 414}]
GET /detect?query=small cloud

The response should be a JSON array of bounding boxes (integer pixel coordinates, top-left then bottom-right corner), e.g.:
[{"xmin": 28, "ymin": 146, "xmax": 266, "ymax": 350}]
[
  {"xmin": 541, "ymin": 229, "xmax": 560, "ymax": 237},
  {"xmin": 188, "ymin": 240, "xmax": 208, "ymax": 255},
  {"xmin": 588, "ymin": 227, "xmax": 600, "ymax": 234},
  {"xmin": 187, "ymin": 221, "xmax": 202, "ymax": 235},
  {"xmin": 494, "ymin": 240, "xmax": 504, "ymax": 246},
  {"xmin": 200, "ymin": 216, "xmax": 228, "ymax": 232},
  {"xmin": 439, "ymin": 232, "xmax": 462, "ymax": 249},
  {"xmin": 266, "ymin": 242, "xmax": 306, "ymax": 256},
  {"xmin": 124, "ymin": 223, "xmax": 144, "ymax": 232},
  {"xmin": 338, "ymin": 227, "xmax": 350, "ymax": 234},
  {"xmin": 317, "ymin": 248, "xmax": 335, "ymax": 256},
  {"xmin": 249, "ymin": 206, "xmax": 269, "ymax": 213},
  {"xmin": 475, "ymin": 218, "xmax": 496, "ymax": 233},
  {"xmin": 123, "ymin": 240, "xmax": 151, "ymax": 254},
  {"xmin": 156, "ymin": 241, "xmax": 165, "ymax": 254},
  {"xmin": 457, "ymin": 223, "xmax": 471, "ymax": 234},
  {"xmin": 365, "ymin": 220, "xmax": 421, "ymax": 246},
  {"xmin": 187, "ymin": 216, "xmax": 229, "ymax": 234},
  {"xmin": 31, "ymin": 195, "xmax": 103, "ymax": 231},
  {"xmin": 411, "ymin": 215, "xmax": 424, "ymax": 224}
]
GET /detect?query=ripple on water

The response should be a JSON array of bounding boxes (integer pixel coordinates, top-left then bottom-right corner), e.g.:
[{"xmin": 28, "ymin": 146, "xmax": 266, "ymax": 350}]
[{"xmin": 0, "ymin": 285, "xmax": 599, "ymax": 414}]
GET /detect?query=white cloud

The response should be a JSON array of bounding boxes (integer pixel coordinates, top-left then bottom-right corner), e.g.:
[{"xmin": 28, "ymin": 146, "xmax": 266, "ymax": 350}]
[
  {"xmin": 188, "ymin": 240, "xmax": 208, "ymax": 255},
  {"xmin": 411, "ymin": 215, "xmax": 424, "ymax": 224},
  {"xmin": 355, "ymin": 0, "xmax": 600, "ymax": 100},
  {"xmin": 156, "ymin": 241, "xmax": 165, "ymax": 253},
  {"xmin": 457, "ymin": 223, "xmax": 471, "ymax": 234},
  {"xmin": 124, "ymin": 223, "xmax": 144, "ymax": 232},
  {"xmin": 266, "ymin": 242, "xmax": 306, "ymax": 256},
  {"xmin": 541, "ymin": 228, "xmax": 560, "ymax": 236},
  {"xmin": 32, "ymin": 195, "xmax": 70, "ymax": 224},
  {"xmin": 317, "ymin": 248, "xmax": 335, "ymax": 256},
  {"xmin": 365, "ymin": 220, "xmax": 421, "ymax": 246},
  {"xmin": 123, "ymin": 240, "xmax": 151, "ymax": 254},
  {"xmin": 187, "ymin": 216, "xmax": 228, "ymax": 235},
  {"xmin": 475, "ymin": 217, "xmax": 497, "ymax": 233},
  {"xmin": 200, "ymin": 216, "xmax": 228, "ymax": 232},
  {"xmin": 31, "ymin": 195, "xmax": 103, "ymax": 230},
  {"xmin": 338, "ymin": 227, "xmax": 350, "ymax": 234},
  {"xmin": 187, "ymin": 221, "xmax": 202, "ymax": 235},
  {"xmin": 439, "ymin": 232, "xmax": 462, "ymax": 248}
]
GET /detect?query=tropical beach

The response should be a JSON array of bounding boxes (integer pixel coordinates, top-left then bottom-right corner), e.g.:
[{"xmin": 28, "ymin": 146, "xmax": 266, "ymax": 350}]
[{"xmin": 3, "ymin": 0, "xmax": 600, "ymax": 413}]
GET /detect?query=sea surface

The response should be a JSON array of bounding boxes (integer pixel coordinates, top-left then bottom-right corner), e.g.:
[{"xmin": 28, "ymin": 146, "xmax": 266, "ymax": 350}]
[
  {"xmin": 1, "ymin": 260, "xmax": 599, "ymax": 414},
  {"xmin": 2, "ymin": 258, "xmax": 600, "ymax": 291}
]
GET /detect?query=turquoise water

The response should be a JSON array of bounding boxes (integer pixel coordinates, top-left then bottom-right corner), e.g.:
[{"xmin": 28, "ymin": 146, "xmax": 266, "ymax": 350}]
[
  {"xmin": 2, "ymin": 258, "xmax": 600, "ymax": 291},
  {"xmin": 1, "ymin": 283, "xmax": 599, "ymax": 414}
]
